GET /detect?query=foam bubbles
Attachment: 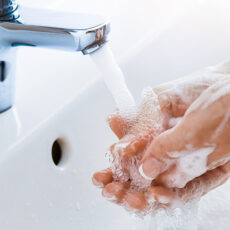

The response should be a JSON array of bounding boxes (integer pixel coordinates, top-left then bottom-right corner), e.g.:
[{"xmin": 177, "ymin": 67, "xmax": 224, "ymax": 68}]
[
  {"xmin": 168, "ymin": 147, "xmax": 215, "ymax": 188},
  {"xmin": 108, "ymin": 87, "xmax": 165, "ymax": 191},
  {"xmin": 90, "ymin": 46, "xmax": 230, "ymax": 230}
]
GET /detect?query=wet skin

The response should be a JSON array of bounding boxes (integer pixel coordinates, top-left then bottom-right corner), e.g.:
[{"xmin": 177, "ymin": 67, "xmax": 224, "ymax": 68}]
[{"xmin": 92, "ymin": 61, "xmax": 230, "ymax": 212}]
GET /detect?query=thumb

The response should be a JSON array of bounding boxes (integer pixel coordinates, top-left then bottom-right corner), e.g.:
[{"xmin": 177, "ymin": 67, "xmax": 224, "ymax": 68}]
[
  {"xmin": 139, "ymin": 110, "xmax": 214, "ymax": 182},
  {"xmin": 139, "ymin": 123, "xmax": 190, "ymax": 181}
]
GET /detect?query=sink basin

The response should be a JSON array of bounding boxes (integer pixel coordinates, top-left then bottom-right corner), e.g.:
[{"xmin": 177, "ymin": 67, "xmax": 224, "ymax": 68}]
[{"xmin": 1, "ymin": 1, "xmax": 230, "ymax": 229}]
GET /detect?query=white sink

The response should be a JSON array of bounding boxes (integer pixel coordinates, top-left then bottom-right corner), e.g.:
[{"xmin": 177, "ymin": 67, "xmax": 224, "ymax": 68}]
[{"xmin": 1, "ymin": 1, "xmax": 230, "ymax": 229}]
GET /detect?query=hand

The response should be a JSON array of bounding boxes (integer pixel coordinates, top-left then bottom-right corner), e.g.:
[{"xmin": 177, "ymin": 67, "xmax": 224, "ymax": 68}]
[
  {"xmin": 140, "ymin": 78, "xmax": 230, "ymax": 188},
  {"xmin": 93, "ymin": 161, "xmax": 230, "ymax": 212},
  {"xmin": 92, "ymin": 59, "xmax": 230, "ymax": 213}
]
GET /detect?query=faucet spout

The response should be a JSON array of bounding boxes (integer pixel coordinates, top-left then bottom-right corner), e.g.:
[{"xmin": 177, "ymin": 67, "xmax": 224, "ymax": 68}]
[
  {"xmin": 0, "ymin": 4, "xmax": 110, "ymax": 112},
  {"xmin": 0, "ymin": 6, "xmax": 110, "ymax": 53}
]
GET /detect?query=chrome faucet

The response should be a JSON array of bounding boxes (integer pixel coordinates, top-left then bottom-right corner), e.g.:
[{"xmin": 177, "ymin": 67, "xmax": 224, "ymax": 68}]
[{"xmin": 0, "ymin": 0, "xmax": 110, "ymax": 113}]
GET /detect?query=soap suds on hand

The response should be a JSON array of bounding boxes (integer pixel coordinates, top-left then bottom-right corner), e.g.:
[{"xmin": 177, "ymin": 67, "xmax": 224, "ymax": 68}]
[
  {"xmin": 102, "ymin": 59, "xmax": 230, "ymax": 230},
  {"xmin": 109, "ymin": 87, "xmax": 165, "ymax": 191},
  {"xmin": 212, "ymin": 108, "xmax": 230, "ymax": 140},
  {"xmin": 170, "ymin": 147, "xmax": 215, "ymax": 188}
]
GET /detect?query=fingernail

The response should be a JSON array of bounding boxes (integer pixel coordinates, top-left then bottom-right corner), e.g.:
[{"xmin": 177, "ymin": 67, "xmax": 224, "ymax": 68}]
[
  {"xmin": 163, "ymin": 172, "xmax": 188, "ymax": 188},
  {"xmin": 102, "ymin": 189, "xmax": 116, "ymax": 201},
  {"xmin": 139, "ymin": 158, "xmax": 161, "ymax": 180},
  {"xmin": 92, "ymin": 177, "xmax": 103, "ymax": 188}
]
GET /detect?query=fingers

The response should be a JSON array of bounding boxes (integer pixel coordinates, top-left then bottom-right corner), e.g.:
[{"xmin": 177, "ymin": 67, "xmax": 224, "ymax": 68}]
[
  {"xmin": 98, "ymin": 179, "xmax": 175, "ymax": 211},
  {"xmin": 153, "ymin": 63, "xmax": 230, "ymax": 120},
  {"xmin": 168, "ymin": 117, "xmax": 183, "ymax": 129},
  {"xmin": 220, "ymin": 160, "xmax": 230, "ymax": 173},
  {"xmin": 146, "ymin": 186, "xmax": 174, "ymax": 205},
  {"xmin": 139, "ymin": 95, "xmax": 222, "ymax": 184},
  {"xmin": 139, "ymin": 123, "xmax": 190, "ymax": 182},
  {"xmin": 124, "ymin": 185, "xmax": 176, "ymax": 211},
  {"xmin": 154, "ymin": 78, "xmax": 209, "ymax": 118},
  {"xmin": 109, "ymin": 134, "xmax": 151, "ymax": 159},
  {"xmin": 102, "ymin": 181, "xmax": 129, "ymax": 203},
  {"xmin": 156, "ymin": 144, "xmax": 215, "ymax": 188},
  {"xmin": 156, "ymin": 88, "xmax": 189, "ymax": 118},
  {"xmin": 101, "ymin": 180, "xmax": 149, "ymax": 211},
  {"xmin": 108, "ymin": 61, "xmax": 230, "ymax": 139},
  {"xmin": 124, "ymin": 191, "xmax": 148, "ymax": 211},
  {"xmin": 92, "ymin": 168, "xmax": 113, "ymax": 188},
  {"xmin": 144, "ymin": 161, "xmax": 230, "ymax": 208},
  {"xmin": 178, "ymin": 161, "xmax": 230, "ymax": 203},
  {"xmin": 98, "ymin": 162, "xmax": 230, "ymax": 212},
  {"xmin": 124, "ymin": 136, "xmax": 150, "ymax": 158},
  {"xmin": 107, "ymin": 113, "xmax": 131, "ymax": 139}
]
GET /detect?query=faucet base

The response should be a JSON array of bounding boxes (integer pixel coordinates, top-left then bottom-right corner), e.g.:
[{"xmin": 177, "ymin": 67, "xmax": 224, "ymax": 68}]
[{"xmin": 0, "ymin": 6, "xmax": 110, "ymax": 113}]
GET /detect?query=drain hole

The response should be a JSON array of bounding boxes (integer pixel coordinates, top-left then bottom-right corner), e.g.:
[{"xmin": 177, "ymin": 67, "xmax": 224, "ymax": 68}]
[{"xmin": 52, "ymin": 140, "xmax": 62, "ymax": 166}]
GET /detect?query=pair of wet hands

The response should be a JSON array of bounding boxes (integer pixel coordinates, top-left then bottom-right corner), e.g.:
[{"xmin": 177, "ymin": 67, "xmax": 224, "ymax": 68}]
[{"xmin": 92, "ymin": 60, "xmax": 230, "ymax": 214}]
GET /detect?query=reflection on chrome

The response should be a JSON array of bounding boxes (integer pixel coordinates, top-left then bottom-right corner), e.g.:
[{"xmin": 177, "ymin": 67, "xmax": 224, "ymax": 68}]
[{"xmin": 0, "ymin": 0, "xmax": 110, "ymax": 112}]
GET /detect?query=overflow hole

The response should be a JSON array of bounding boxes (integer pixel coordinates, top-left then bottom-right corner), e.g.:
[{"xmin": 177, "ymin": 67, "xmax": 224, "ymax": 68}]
[
  {"xmin": 0, "ymin": 61, "xmax": 6, "ymax": 82},
  {"xmin": 52, "ymin": 140, "xmax": 62, "ymax": 166}
]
